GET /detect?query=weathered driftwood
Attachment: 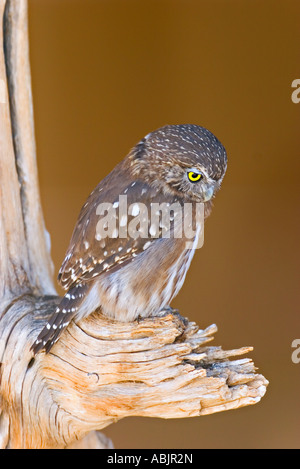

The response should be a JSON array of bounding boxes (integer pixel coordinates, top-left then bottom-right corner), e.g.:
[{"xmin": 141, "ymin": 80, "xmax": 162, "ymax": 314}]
[
  {"xmin": 1, "ymin": 297, "xmax": 267, "ymax": 449},
  {"xmin": 0, "ymin": 0, "xmax": 268, "ymax": 449}
]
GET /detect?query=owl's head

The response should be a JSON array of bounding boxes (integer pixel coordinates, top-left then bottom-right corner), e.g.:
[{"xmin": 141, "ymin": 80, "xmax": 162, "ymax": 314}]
[{"xmin": 129, "ymin": 124, "xmax": 227, "ymax": 203}]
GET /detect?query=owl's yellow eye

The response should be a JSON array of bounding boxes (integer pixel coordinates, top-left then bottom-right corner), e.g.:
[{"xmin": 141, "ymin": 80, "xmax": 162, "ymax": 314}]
[{"xmin": 187, "ymin": 171, "xmax": 202, "ymax": 183}]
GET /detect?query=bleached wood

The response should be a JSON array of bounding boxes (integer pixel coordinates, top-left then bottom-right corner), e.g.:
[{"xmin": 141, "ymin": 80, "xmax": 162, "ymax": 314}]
[
  {"xmin": 0, "ymin": 0, "xmax": 268, "ymax": 450},
  {"xmin": 0, "ymin": 296, "xmax": 268, "ymax": 449},
  {"xmin": 1, "ymin": 0, "xmax": 55, "ymax": 297}
]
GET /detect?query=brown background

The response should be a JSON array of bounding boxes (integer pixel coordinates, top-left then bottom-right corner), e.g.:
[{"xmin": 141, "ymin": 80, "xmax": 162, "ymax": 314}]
[{"xmin": 28, "ymin": 0, "xmax": 300, "ymax": 448}]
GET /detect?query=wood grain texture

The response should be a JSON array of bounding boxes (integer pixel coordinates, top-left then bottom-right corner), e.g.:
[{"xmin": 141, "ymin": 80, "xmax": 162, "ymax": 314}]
[
  {"xmin": 0, "ymin": 297, "xmax": 268, "ymax": 448},
  {"xmin": 0, "ymin": 0, "xmax": 268, "ymax": 449},
  {"xmin": 1, "ymin": 0, "xmax": 55, "ymax": 298}
]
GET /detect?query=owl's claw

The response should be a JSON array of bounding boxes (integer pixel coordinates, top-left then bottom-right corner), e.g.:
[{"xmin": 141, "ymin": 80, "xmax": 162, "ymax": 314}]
[
  {"xmin": 160, "ymin": 305, "xmax": 179, "ymax": 315},
  {"xmin": 159, "ymin": 306, "xmax": 188, "ymax": 325},
  {"xmin": 136, "ymin": 314, "xmax": 143, "ymax": 324}
]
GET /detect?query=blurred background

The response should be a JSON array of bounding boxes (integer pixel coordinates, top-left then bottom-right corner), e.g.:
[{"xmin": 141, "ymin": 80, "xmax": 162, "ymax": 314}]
[{"xmin": 28, "ymin": 0, "xmax": 300, "ymax": 448}]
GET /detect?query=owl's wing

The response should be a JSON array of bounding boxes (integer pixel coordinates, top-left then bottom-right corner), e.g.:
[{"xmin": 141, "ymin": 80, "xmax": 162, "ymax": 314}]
[{"xmin": 58, "ymin": 176, "xmax": 180, "ymax": 290}]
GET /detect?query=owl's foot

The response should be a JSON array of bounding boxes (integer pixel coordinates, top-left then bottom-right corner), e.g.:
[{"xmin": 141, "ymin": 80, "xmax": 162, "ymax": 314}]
[
  {"xmin": 158, "ymin": 306, "xmax": 189, "ymax": 327},
  {"xmin": 135, "ymin": 307, "xmax": 186, "ymax": 325},
  {"xmin": 159, "ymin": 305, "xmax": 179, "ymax": 315},
  {"xmin": 136, "ymin": 307, "xmax": 178, "ymax": 323}
]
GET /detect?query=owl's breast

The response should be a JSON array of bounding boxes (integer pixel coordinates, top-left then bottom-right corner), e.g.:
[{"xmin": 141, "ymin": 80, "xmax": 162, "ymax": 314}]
[{"xmin": 96, "ymin": 224, "xmax": 200, "ymax": 321}]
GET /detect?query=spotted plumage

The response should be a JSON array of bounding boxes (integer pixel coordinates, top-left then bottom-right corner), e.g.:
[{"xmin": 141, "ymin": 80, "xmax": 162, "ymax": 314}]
[{"xmin": 31, "ymin": 124, "xmax": 227, "ymax": 354}]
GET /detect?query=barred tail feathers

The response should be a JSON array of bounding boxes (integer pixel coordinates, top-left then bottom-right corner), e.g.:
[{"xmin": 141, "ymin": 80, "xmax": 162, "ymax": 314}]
[{"xmin": 31, "ymin": 283, "xmax": 90, "ymax": 354}]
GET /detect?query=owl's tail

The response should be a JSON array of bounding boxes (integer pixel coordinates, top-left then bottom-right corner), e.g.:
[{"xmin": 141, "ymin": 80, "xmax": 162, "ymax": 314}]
[{"xmin": 31, "ymin": 283, "xmax": 90, "ymax": 355}]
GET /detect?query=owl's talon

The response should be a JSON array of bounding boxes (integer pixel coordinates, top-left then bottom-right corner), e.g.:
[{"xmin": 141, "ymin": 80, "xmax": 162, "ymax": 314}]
[
  {"xmin": 159, "ymin": 306, "xmax": 188, "ymax": 325},
  {"xmin": 159, "ymin": 306, "xmax": 179, "ymax": 315}
]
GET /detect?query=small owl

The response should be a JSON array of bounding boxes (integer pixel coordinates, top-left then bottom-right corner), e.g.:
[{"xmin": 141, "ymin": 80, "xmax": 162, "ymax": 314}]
[{"xmin": 32, "ymin": 124, "xmax": 227, "ymax": 354}]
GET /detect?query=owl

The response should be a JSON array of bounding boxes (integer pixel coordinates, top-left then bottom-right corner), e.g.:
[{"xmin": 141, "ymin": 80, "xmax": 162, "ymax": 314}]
[{"xmin": 32, "ymin": 124, "xmax": 227, "ymax": 354}]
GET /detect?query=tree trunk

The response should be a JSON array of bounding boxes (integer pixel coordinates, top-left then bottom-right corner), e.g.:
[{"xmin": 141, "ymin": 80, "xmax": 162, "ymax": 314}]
[{"xmin": 0, "ymin": 0, "xmax": 268, "ymax": 449}]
